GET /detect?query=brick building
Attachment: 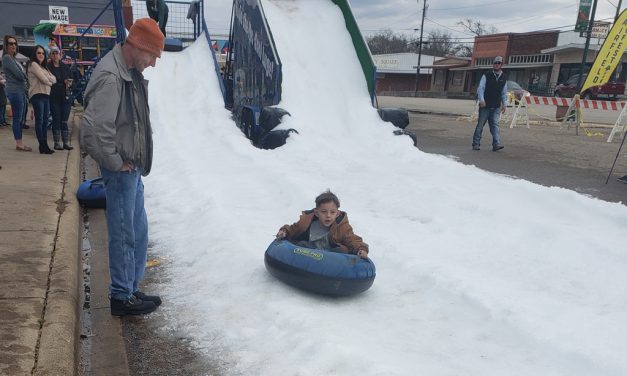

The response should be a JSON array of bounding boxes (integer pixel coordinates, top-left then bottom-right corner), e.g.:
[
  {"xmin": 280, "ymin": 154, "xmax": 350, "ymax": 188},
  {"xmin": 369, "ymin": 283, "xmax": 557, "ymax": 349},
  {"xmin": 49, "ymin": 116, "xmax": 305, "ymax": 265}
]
[
  {"xmin": 429, "ymin": 56, "xmax": 471, "ymax": 97},
  {"xmin": 373, "ymin": 53, "xmax": 437, "ymax": 95},
  {"xmin": 468, "ymin": 31, "xmax": 559, "ymax": 96}
]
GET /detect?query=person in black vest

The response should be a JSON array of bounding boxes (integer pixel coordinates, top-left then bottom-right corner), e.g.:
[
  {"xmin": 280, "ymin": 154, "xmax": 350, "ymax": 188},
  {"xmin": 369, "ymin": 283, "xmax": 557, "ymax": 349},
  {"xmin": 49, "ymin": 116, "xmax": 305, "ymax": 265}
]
[{"xmin": 472, "ymin": 56, "xmax": 507, "ymax": 151}]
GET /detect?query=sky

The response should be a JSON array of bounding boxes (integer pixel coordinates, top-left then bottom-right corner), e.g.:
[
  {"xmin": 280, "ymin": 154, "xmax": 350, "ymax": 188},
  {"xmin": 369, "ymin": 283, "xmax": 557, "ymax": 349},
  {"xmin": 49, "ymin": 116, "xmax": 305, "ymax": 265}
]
[
  {"xmin": 140, "ymin": 1, "xmax": 627, "ymax": 375},
  {"xmin": 201, "ymin": 0, "xmax": 626, "ymax": 43}
]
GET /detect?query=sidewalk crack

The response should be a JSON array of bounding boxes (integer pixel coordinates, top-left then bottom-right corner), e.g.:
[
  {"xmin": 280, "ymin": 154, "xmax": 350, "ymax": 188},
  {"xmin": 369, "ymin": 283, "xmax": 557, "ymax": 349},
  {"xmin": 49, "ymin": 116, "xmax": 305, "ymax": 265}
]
[{"xmin": 31, "ymin": 148, "xmax": 71, "ymax": 375}]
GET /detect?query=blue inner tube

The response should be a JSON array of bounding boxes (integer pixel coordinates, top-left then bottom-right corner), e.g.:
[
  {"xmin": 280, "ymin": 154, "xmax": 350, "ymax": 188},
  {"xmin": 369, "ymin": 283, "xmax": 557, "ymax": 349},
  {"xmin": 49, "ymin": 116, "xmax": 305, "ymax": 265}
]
[
  {"xmin": 264, "ymin": 240, "xmax": 376, "ymax": 296},
  {"xmin": 76, "ymin": 177, "xmax": 106, "ymax": 209}
]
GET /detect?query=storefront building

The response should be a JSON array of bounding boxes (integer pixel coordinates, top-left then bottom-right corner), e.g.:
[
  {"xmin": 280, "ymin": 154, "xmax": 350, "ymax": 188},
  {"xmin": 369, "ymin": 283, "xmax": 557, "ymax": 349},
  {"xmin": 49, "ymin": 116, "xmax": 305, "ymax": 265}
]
[{"xmin": 373, "ymin": 53, "xmax": 437, "ymax": 95}]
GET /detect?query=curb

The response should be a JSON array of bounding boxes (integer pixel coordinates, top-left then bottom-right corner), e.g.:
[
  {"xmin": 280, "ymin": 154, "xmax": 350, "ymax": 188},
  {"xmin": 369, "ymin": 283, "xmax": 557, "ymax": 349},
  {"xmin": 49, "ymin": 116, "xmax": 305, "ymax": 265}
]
[
  {"xmin": 33, "ymin": 122, "xmax": 81, "ymax": 376},
  {"xmin": 407, "ymin": 109, "xmax": 468, "ymax": 117}
]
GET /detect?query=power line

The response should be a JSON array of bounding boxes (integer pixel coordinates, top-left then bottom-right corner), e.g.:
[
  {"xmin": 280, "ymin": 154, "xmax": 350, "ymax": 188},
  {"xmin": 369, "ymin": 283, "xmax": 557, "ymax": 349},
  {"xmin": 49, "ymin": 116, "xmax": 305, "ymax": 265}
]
[
  {"xmin": 424, "ymin": 17, "xmax": 475, "ymax": 36},
  {"xmin": 491, "ymin": 4, "xmax": 576, "ymax": 26},
  {"xmin": 429, "ymin": 0, "xmax": 517, "ymax": 11}
]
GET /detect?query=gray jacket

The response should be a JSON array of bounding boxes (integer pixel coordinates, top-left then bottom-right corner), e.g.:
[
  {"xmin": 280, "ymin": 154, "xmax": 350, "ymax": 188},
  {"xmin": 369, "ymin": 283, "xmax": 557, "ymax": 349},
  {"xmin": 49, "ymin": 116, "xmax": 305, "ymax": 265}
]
[
  {"xmin": 2, "ymin": 54, "xmax": 27, "ymax": 94},
  {"xmin": 80, "ymin": 44, "xmax": 153, "ymax": 175}
]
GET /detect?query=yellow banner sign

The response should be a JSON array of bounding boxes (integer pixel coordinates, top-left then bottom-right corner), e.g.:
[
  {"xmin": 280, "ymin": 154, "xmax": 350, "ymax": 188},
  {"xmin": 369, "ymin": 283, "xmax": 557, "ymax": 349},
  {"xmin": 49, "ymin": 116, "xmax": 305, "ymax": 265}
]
[{"xmin": 581, "ymin": 9, "xmax": 627, "ymax": 94}]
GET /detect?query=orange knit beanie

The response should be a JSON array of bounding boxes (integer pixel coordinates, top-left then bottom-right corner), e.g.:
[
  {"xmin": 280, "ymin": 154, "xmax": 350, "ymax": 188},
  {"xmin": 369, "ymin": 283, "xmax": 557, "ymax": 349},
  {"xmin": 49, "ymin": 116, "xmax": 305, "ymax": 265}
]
[{"xmin": 126, "ymin": 18, "xmax": 165, "ymax": 57}]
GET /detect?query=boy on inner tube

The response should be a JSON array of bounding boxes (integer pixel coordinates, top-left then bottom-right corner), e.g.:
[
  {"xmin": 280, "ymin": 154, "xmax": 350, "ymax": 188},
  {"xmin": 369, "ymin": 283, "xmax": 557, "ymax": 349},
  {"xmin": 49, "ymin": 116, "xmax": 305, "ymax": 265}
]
[{"xmin": 276, "ymin": 190, "xmax": 369, "ymax": 258}]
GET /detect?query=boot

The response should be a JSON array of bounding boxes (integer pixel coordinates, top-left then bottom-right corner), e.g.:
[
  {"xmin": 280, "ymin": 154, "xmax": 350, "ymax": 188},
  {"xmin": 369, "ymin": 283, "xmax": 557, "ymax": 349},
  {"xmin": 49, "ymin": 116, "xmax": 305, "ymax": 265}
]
[
  {"xmin": 133, "ymin": 291, "xmax": 162, "ymax": 306},
  {"xmin": 53, "ymin": 129, "xmax": 63, "ymax": 150},
  {"xmin": 40, "ymin": 144, "xmax": 54, "ymax": 154},
  {"xmin": 62, "ymin": 129, "xmax": 73, "ymax": 150},
  {"xmin": 110, "ymin": 295, "xmax": 157, "ymax": 316}
]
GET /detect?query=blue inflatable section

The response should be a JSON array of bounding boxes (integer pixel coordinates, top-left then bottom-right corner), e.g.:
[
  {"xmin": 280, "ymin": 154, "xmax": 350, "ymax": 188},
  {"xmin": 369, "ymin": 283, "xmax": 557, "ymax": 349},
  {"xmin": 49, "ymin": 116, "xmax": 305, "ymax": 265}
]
[
  {"xmin": 264, "ymin": 240, "xmax": 376, "ymax": 296},
  {"xmin": 76, "ymin": 177, "xmax": 106, "ymax": 209}
]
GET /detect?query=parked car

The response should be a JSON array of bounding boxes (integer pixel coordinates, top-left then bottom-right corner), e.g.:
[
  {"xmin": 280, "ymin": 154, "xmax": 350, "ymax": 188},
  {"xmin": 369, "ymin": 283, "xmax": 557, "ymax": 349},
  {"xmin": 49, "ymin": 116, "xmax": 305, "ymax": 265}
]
[
  {"xmin": 553, "ymin": 74, "xmax": 625, "ymax": 100},
  {"xmin": 507, "ymin": 80, "xmax": 530, "ymax": 101}
]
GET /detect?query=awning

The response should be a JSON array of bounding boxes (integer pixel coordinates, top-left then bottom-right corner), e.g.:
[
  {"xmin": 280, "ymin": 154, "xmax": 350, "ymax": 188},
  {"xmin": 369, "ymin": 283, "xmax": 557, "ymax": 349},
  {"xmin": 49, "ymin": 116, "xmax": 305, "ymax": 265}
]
[
  {"xmin": 425, "ymin": 63, "xmax": 469, "ymax": 69},
  {"xmin": 450, "ymin": 63, "xmax": 553, "ymax": 71},
  {"xmin": 498, "ymin": 63, "xmax": 553, "ymax": 69}
]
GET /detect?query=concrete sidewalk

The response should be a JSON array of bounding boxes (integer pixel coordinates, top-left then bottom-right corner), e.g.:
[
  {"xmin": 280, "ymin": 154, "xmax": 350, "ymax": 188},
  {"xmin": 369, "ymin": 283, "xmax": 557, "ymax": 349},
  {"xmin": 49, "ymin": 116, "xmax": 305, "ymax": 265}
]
[{"xmin": 0, "ymin": 112, "xmax": 81, "ymax": 376}]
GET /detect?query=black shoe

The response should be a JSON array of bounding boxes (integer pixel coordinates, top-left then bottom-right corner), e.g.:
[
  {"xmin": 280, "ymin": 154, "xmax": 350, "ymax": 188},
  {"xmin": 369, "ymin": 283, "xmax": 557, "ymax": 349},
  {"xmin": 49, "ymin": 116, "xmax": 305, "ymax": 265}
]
[
  {"xmin": 63, "ymin": 143, "xmax": 74, "ymax": 150},
  {"xmin": 44, "ymin": 146, "xmax": 55, "ymax": 154},
  {"xmin": 133, "ymin": 291, "xmax": 162, "ymax": 306},
  {"xmin": 617, "ymin": 175, "xmax": 627, "ymax": 184},
  {"xmin": 54, "ymin": 143, "xmax": 63, "ymax": 150},
  {"xmin": 22, "ymin": 124, "xmax": 30, "ymax": 129},
  {"xmin": 472, "ymin": 145, "xmax": 480, "ymax": 150},
  {"xmin": 492, "ymin": 145, "xmax": 504, "ymax": 151},
  {"xmin": 110, "ymin": 295, "xmax": 158, "ymax": 316}
]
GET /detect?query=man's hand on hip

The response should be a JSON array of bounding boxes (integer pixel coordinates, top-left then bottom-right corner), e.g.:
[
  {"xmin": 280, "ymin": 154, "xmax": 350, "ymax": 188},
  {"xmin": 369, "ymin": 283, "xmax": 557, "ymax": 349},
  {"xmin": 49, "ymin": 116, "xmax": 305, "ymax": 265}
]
[{"xmin": 120, "ymin": 161, "xmax": 134, "ymax": 172}]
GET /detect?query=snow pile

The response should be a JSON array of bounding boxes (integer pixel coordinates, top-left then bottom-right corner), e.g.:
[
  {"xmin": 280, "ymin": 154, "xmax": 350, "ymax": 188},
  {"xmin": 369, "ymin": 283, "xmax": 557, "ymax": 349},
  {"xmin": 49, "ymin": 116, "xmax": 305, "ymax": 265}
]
[{"xmin": 142, "ymin": 2, "xmax": 627, "ymax": 375}]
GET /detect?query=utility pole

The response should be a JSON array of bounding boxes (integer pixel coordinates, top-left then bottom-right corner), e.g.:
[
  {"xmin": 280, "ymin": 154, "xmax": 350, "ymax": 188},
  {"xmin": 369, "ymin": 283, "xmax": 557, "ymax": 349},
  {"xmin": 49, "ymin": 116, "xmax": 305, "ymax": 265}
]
[
  {"xmin": 572, "ymin": 0, "xmax": 598, "ymax": 135},
  {"xmin": 615, "ymin": 0, "xmax": 623, "ymax": 21},
  {"xmin": 576, "ymin": 0, "xmax": 599, "ymax": 92},
  {"xmin": 414, "ymin": 0, "xmax": 427, "ymax": 94}
]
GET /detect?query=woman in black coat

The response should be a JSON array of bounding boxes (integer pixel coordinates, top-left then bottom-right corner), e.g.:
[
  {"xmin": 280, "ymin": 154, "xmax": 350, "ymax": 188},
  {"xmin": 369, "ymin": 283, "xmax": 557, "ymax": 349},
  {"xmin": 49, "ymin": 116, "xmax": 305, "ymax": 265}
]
[{"xmin": 47, "ymin": 46, "xmax": 73, "ymax": 150}]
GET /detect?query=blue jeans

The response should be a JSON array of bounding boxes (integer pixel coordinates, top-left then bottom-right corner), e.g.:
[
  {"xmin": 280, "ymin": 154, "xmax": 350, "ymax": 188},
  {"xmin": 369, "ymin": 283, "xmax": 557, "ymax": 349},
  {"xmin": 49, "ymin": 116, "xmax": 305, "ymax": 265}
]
[
  {"xmin": 30, "ymin": 94, "xmax": 50, "ymax": 147},
  {"xmin": 101, "ymin": 166, "xmax": 149, "ymax": 300},
  {"xmin": 0, "ymin": 101, "xmax": 6, "ymax": 123},
  {"xmin": 50, "ymin": 99, "xmax": 71, "ymax": 133},
  {"xmin": 7, "ymin": 91, "xmax": 25, "ymax": 140},
  {"xmin": 472, "ymin": 107, "xmax": 501, "ymax": 147}
]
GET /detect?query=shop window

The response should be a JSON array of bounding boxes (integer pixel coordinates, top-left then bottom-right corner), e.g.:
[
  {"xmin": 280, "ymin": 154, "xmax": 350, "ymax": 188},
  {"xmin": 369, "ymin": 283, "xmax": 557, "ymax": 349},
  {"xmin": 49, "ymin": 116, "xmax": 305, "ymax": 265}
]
[
  {"xmin": 13, "ymin": 26, "xmax": 34, "ymax": 39},
  {"xmin": 453, "ymin": 72, "xmax": 463, "ymax": 86}
]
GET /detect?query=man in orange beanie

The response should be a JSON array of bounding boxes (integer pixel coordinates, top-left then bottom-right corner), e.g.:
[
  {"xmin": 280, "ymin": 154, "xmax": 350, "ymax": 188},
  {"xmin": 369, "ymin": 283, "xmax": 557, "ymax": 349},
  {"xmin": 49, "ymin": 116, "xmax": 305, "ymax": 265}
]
[{"xmin": 80, "ymin": 18, "xmax": 165, "ymax": 316}]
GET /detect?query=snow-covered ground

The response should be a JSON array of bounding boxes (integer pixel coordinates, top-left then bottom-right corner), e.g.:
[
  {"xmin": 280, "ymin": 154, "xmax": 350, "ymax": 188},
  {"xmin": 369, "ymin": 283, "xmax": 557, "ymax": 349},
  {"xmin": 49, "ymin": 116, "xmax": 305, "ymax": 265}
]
[{"xmin": 143, "ymin": 1, "xmax": 627, "ymax": 375}]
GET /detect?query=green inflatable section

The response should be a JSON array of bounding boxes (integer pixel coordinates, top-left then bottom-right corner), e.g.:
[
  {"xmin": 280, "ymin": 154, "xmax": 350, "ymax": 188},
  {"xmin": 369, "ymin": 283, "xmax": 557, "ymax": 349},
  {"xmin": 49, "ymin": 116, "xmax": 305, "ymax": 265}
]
[{"xmin": 331, "ymin": 0, "xmax": 377, "ymax": 104}]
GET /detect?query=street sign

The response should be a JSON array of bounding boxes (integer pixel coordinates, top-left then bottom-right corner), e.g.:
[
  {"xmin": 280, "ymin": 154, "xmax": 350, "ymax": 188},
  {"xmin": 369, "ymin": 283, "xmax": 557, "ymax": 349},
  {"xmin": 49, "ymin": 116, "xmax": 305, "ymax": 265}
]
[
  {"xmin": 575, "ymin": 0, "xmax": 592, "ymax": 32},
  {"xmin": 49, "ymin": 6, "xmax": 69, "ymax": 24},
  {"xmin": 591, "ymin": 21, "xmax": 611, "ymax": 39}
]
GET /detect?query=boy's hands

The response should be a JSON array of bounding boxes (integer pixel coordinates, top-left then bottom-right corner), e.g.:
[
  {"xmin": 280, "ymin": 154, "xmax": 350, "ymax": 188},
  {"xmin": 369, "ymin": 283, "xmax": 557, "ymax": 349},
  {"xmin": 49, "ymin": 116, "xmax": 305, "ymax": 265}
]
[
  {"xmin": 356, "ymin": 249, "xmax": 368, "ymax": 258},
  {"xmin": 276, "ymin": 229, "xmax": 286, "ymax": 239}
]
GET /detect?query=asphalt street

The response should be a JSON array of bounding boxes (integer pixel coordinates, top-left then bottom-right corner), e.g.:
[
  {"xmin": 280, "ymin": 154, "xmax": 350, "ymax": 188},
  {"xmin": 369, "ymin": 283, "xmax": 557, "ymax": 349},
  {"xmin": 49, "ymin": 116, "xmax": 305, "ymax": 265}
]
[{"xmin": 408, "ymin": 115, "xmax": 627, "ymax": 204}]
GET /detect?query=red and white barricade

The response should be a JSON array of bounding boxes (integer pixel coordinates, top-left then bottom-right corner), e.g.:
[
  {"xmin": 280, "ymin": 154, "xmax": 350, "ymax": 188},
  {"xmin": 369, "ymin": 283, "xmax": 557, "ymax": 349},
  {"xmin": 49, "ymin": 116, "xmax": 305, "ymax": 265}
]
[{"xmin": 521, "ymin": 95, "xmax": 627, "ymax": 141}]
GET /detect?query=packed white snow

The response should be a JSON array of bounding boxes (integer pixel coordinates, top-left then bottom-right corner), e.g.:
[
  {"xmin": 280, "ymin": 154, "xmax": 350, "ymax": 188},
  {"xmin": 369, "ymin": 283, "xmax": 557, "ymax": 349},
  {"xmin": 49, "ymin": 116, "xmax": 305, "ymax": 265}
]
[{"xmin": 142, "ymin": 1, "xmax": 627, "ymax": 375}]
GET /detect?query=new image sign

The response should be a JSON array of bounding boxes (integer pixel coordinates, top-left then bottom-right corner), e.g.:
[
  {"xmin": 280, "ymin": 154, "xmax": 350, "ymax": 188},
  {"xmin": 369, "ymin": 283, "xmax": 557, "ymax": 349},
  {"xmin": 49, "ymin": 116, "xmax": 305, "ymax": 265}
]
[{"xmin": 49, "ymin": 6, "xmax": 69, "ymax": 24}]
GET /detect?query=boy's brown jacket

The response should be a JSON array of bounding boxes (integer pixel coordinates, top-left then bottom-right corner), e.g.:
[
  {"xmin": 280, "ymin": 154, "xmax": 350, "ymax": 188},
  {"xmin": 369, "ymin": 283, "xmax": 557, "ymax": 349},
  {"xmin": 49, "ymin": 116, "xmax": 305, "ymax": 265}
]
[{"xmin": 280, "ymin": 210, "xmax": 369, "ymax": 254}]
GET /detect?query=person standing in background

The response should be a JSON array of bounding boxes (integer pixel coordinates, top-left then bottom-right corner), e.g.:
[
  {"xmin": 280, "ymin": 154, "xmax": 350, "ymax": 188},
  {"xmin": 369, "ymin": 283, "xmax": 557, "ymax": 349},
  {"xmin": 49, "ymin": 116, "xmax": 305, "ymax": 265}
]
[
  {"xmin": 27, "ymin": 45, "xmax": 56, "ymax": 154},
  {"xmin": 48, "ymin": 46, "xmax": 73, "ymax": 150},
  {"xmin": 2, "ymin": 35, "xmax": 31, "ymax": 151},
  {"xmin": 146, "ymin": 0, "xmax": 169, "ymax": 36},
  {"xmin": 80, "ymin": 19, "xmax": 164, "ymax": 316},
  {"xmin": 472, "ymin": 55, "xmax": 507, "ymax": 152},
  {"xmin": 0, "ymin": 66, "xmax": 8, "ymax": 127}
]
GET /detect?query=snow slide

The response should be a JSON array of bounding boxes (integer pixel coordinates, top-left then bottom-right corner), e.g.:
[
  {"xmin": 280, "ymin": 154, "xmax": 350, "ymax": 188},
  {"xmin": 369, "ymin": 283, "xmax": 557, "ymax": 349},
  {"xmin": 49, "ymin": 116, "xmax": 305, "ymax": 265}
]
[{"xmin": 142, "ymin": 2, "xmax": 627, "ymax": 375}]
